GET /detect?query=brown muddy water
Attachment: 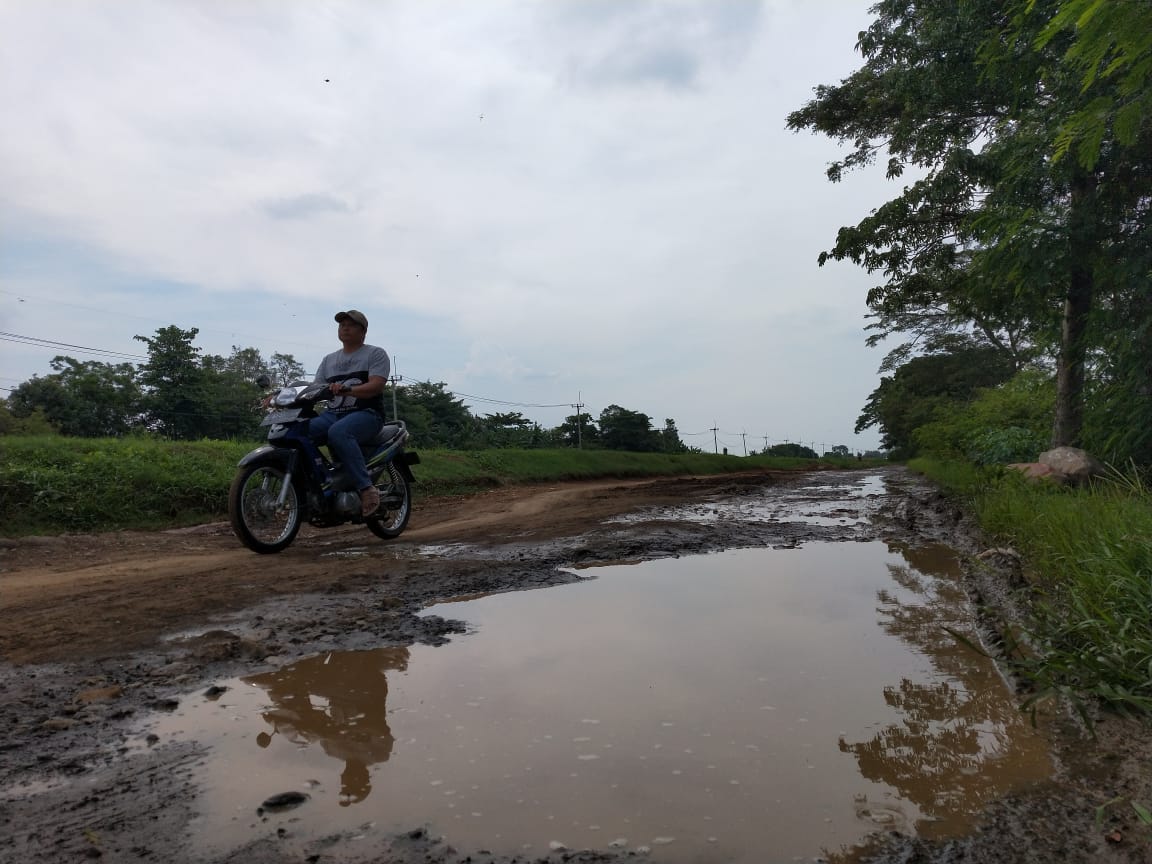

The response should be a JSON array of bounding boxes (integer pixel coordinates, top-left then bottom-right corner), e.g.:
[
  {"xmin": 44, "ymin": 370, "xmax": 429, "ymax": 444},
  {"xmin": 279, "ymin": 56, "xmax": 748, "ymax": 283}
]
[{"xmin": 131, "ymin": 536, "xmax": 1053, "ymax": 862}]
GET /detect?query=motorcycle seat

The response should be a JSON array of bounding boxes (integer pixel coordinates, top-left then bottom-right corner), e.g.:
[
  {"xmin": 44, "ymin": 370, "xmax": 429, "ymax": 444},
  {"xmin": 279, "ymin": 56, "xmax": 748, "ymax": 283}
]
[{"xmin": 371, "ymin": 423, "xmax": 405, "ymax": 448}]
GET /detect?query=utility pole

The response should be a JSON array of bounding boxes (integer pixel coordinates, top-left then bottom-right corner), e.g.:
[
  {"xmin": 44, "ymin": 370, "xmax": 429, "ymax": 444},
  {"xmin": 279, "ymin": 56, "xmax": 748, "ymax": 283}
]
[
  {"xmin": 711, "ymin": 424, "xmax": 719, "ymax": 454},
  {"xmin": 389, "ymin": 358, "xmax": 403, "ymax": 421},
  {"xmin": 741, "ymin": 431, "xmax": 748, "ymax": 457},
  {"xmin": 571, "ymin": 391, "xmax": 585, "ymax": 449},
  {"xmin": 763, "ymin": 435, "xmax": 769, "ymax": 452}
]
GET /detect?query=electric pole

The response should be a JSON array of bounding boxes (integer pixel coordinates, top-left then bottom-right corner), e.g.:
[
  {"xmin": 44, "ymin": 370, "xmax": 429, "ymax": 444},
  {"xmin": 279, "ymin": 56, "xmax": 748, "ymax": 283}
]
[
  {"xmin": 711, "ymin": 424, "xmax": 719, "ymax": 454},
  {"xmin": 741, "ymin": 431, "xmax": 748, "ymax": 457},
  {"xmin": 389, "ymin": 358, "xmax": 403, "ymax": 421},
  {"xmin": 571, "ymin": 391, "xmax": 585, "ymax": 449}
]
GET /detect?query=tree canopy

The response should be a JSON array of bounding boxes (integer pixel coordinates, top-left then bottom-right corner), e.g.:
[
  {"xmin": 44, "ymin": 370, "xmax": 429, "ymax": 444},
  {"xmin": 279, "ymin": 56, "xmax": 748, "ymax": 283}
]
[{"xmin": 789, "ymin": 0, "xmax": 1152, "ymax": 463}]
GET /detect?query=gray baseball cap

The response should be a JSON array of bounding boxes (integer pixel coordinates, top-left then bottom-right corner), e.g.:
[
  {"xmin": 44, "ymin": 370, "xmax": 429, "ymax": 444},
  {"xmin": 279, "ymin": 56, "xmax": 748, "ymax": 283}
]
[{"xmin": 334, "ymin": 310, "xmax": 368, "ymax": 329}]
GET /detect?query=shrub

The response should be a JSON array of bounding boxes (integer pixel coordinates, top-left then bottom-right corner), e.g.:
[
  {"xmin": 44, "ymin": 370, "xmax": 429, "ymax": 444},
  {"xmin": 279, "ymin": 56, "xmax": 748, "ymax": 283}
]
[{"xmin": 967, "ymin": 426, "xmax": 1046, "ymax": 465}]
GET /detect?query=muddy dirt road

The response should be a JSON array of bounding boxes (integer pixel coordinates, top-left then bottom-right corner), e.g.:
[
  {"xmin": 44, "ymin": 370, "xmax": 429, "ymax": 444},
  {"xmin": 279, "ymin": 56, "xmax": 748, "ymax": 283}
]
[{"xmin": 2, "ymin": 467, "xmax": 1151, "ymax": 863}]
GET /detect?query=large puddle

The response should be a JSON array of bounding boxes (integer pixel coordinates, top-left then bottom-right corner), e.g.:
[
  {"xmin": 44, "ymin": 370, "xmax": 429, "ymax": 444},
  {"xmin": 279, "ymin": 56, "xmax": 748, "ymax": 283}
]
[{"xmin": 135, "ymin": 537, "xmax": 1052, "ymax": 861}]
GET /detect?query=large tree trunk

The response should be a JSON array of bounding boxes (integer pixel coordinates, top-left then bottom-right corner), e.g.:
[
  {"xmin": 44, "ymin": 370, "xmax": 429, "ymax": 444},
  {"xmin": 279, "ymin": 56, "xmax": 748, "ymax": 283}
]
[{"xmin": 1052, "ymin": 170, "xmax": 1097, "ymax": 448}]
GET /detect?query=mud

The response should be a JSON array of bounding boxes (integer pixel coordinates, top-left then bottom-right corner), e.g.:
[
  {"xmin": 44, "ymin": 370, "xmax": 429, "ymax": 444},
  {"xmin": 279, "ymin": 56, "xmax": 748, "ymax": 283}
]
[{"xmin": 1, "ymin": 467, "xmax": 1151, "ymax": 863}]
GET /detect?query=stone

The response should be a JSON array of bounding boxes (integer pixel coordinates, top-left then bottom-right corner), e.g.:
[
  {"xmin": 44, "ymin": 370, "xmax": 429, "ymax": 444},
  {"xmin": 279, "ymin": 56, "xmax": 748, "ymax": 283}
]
[
  {"xmin": 1038, "ymin": 446, "xmax": 1106, "ymax": 484},
  {"xmin": 258, "ymin": 791, "xmax": 310, "ymax": 813},
  {"xmin": 75, "ymin": 686, "xmax": 123, "ymax": 704},
  {"xmin": 1006, "ymin": 462, "xmax": 1062, "ymax": 483}
]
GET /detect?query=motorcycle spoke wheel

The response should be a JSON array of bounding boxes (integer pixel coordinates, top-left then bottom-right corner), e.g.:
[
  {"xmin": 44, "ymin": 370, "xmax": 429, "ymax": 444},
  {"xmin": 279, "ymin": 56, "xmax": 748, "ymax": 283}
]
[
  {"xmin": 366, "ymin": 464, "xmax": 411, "ymax": 539},
  {"xmin": 229, "ymin": 464, "xmax": 301, "ymax": 553}
]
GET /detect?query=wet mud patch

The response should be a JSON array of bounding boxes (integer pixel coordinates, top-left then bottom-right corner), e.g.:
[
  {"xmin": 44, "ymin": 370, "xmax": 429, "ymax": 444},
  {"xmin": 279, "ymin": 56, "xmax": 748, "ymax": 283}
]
[{"xmin": 3, "ymin": 467, "xmax": 1152, "ymax": 863}]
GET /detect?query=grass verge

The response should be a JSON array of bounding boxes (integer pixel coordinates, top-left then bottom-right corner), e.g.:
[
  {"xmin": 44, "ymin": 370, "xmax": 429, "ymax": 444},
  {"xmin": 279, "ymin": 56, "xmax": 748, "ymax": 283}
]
[
  {"xmin": 0, "ymin": 435, "xmax": 874, "ymax": 536},
  {"xmin": 910, "ymin": 457, "xmax": 1152, "ymax": 717}
]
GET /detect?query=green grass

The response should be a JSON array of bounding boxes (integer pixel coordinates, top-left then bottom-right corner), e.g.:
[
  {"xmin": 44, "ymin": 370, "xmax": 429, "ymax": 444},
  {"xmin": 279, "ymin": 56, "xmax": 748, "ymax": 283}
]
[
  {"xmin": 0, "ymin": 436, "xmax": 249, "ymax": 534},
  {"xmin": 910, "ymin": 457, "xmax": 1152, "ymax": 717},
  {"xmin": 0, "ymin": 435, "xmax": 875, "ymax": 536}
]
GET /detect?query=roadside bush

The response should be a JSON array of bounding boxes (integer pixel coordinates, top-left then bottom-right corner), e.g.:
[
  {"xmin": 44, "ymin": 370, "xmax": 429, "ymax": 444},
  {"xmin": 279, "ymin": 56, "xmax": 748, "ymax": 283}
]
[
  {"xmin": 913, "ymin": 369, "xmax": 1054, "ymax": 460},
  {"xmin": 967, "ymin": 426, "xmax": 1046, "ymax": 465},
  {"xmin": 0, "ymin": 437, "xmax": 246, "ymax": 533}
]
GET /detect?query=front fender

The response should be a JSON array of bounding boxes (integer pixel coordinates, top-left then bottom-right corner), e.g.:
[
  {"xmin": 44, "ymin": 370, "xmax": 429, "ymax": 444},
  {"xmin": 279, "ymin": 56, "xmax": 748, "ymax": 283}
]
[{"xmin": 237, "ymin": 445, "xmax": 295, "ymax": 469}]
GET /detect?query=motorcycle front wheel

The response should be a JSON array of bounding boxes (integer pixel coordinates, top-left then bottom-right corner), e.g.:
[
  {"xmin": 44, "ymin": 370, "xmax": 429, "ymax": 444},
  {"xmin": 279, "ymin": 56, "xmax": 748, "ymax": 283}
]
[
  {"xmin": 366, "ymin": 462, "xmax": 411, "ymax": 539},
  {"xmin": 229, "ymin": 463, "xmax": 302, "ymax": 553}
]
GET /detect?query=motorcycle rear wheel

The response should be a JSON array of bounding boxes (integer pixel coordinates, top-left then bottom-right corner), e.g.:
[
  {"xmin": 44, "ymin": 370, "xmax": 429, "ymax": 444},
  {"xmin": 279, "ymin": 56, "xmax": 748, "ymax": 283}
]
[
  {"xmin": 366, "ymin": 462, "xmax": 411, "ymax": 539},
  {"xmin": 229, "ymin": 463, "xmax": 302, "ymax": 553}
]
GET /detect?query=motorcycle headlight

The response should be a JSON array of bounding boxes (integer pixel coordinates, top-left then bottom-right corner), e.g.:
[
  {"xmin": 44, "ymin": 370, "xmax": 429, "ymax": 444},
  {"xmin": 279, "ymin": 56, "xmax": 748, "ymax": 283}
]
[{"xmin": 273, "ymin": 388, "xmax": 298, "ymax": 407}]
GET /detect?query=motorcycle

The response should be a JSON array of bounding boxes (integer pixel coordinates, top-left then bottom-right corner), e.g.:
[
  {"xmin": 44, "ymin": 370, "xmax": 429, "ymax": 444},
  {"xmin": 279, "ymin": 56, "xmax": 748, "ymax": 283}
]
[{"xmin": 228, "ymin": 375, "xmax": 420, "ymax": 553}]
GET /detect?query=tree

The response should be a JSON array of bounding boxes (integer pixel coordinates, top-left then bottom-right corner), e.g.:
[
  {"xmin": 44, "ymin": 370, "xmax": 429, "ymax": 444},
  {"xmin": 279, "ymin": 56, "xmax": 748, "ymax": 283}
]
[
  {"xmin": 394, "ymin": 381, "xmax": 474, "ymax": 448},
  {"xmin": 658, "ymin": 418, "xmax": 687, "ymax": 453},
  {"xmin": 766, "ymin": 442, "xmax": 818, "ymax": 459},
  {"xmin": 554, "ymin": 412, "xmax": 599, "ymax": 448},
  {"xmin": 1025, "ymin": 0, "xmax": 1152, "ymax": 170},
  {"xmin": 786, "ymin": 0, "xmax": 1138, "ymax": 452},
  {"xmin": 0, "ymin": 398, "xmax": 58, "ymax": 436},
  {"xmin": 135, "ymin": 326, "xmax": 208, "ymax": 439},
  {"xmin": 200, "ymin": 346, "xmax": 272, "ymax": 440},
  {"xmin": 207, "ymin": 346, "xmax": 266, "ymax": 383},
  {"xmin": 478, "ymin": 411, "xmax": 536, "ymax": 448},
  {"xmin": 830, "ymin": 444, "xmax": 851, "ymax": 457},
  {"xmin": 1016, "ymin": 2, "xmax": 1152, "ymax": 463},
  {"xmin": 598, "ymin": 405, "xmax": 660, "ymax": 452},
  {"xmin": 7, "ymin": 357, "xmax": 143, "ymax": 437},
  {"xmin": 269, "ymin": 352, "xmax": 307, "ymax": 386},
  {"xmin": 856, "ymin": 345, "xmax": 1017, "ymax": 457}
]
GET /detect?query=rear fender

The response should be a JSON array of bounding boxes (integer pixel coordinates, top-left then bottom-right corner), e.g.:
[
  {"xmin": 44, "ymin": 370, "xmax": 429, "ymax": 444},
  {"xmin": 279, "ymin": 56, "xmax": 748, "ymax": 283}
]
[{"xmin": 393, "ymin": 451, "xmax": 420, "ymax": 484}]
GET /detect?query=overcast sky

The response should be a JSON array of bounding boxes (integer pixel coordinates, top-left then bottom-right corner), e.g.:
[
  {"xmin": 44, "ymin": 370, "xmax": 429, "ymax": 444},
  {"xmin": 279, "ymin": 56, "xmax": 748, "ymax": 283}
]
[{"xmin": 0, "ymin": 0, "xmax": 899, "ymax": 453}]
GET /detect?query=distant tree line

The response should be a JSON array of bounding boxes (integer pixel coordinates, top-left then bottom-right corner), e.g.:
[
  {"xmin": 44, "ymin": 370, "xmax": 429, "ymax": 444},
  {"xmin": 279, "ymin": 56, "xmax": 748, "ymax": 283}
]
[
  {"xmin": 0, "ymin": 325, "xmax": 695, "ymax": 453},
  {"xmin": 788, "ymin": 0, "xmax": 1152, "ymax": 465}
]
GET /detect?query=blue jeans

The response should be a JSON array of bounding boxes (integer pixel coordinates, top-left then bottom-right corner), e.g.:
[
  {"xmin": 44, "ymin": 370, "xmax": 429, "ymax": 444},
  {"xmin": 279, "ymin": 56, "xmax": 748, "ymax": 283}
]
[{"xmin": 307, "ymin": 410, "xmax": 383, "ymax": 491}]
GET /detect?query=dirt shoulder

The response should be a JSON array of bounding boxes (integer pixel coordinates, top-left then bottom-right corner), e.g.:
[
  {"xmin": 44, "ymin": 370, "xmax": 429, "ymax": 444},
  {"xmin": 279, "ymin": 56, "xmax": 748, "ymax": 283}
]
[
  {"xmin": 0, "ymin": 473, "xmax": 763, "ymax": 665},
  {"xmin": 3, "ymin": 466, "xmax": 1152, "ymax": 864}
]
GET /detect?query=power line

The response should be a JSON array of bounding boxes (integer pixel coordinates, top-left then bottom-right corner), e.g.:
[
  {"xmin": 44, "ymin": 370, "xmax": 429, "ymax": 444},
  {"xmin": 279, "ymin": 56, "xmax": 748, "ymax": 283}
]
[
  {"xmin": 443, "ymin": 387, "xmax": 571, "ymax": 409},
  {"xmin": 0, "ymin": 290, "xmax": 332, "ymax": 356},
  {"xmin": 0, "ymin": 332, "xmax": 149, "ymax": 362}
]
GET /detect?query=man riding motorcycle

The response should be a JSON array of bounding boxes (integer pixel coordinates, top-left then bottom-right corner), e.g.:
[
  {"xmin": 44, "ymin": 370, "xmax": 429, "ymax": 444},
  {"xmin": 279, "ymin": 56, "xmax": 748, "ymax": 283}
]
[{"xmin": 308, "ymin": 310, "xmax": 391, "ymax": 516}]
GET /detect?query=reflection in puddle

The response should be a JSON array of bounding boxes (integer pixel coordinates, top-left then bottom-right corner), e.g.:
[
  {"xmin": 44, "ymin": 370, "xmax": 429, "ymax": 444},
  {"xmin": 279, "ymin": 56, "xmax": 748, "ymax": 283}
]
[
  {"xmin": 246, "ymin": 648, "xmax": 408, "ymax": 806},
  {"xmin": 837, "ymin": 545, "xmax": 1044, "ymax": 842},
  {"xmin": 138, "ymin": 539, "xmax": 1051, "ymax": 862}
]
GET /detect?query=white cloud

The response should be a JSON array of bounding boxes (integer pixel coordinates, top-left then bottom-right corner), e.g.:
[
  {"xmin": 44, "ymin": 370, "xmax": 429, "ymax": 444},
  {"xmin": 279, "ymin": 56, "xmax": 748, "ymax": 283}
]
[{"xmin": 0, "ymin": 0, "xmax": 894, "ymax": 449}]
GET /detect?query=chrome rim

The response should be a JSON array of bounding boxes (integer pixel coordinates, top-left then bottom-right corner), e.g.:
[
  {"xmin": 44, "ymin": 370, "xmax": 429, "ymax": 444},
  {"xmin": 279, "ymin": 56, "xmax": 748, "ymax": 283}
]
[
  {"xmin": 371, "ymin": 465, "xmax": 409, "ymax": 530},
  {"xmin": 239, "ymin": 467, "xmax": 297, "ymax": 544}
]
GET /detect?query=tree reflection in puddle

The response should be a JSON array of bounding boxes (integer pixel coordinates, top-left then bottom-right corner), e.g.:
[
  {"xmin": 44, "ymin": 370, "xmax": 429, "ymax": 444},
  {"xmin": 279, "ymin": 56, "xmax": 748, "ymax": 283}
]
[{"xmin": 837, "ymin": 544, "xmax": 1052, "ymax": 841}]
